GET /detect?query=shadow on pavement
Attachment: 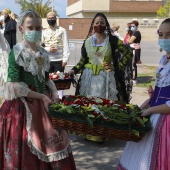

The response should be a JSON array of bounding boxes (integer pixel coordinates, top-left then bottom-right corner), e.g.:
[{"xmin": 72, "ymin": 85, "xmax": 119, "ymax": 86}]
[{"xmin": 70, "ymin": 134, "xmax": 126, "ymax": 170}]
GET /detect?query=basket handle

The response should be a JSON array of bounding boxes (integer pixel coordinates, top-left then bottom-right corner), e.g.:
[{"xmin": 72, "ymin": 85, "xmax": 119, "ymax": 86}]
[{"xmin": 71, "ymin": 75, "xmax": 78, "ymax": 88}]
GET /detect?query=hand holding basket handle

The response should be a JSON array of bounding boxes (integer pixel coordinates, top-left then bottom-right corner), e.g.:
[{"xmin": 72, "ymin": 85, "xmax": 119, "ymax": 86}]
[
  {"xmin": 140, "ymin": 86, "xmax": 154, "ymax": 113},
  {"xmin": 68, "ymin": 70, "xmax": 78, "ymax": 88},
  {"xmin": 68, "ymin": 70, "xmax": 75, "ymax": 76}
]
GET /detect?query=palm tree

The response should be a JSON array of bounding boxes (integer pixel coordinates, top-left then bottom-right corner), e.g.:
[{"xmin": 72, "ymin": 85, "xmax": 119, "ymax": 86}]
[{"xmin": 15, "ymin": 0, "xmax": 59, "ymax": 18}]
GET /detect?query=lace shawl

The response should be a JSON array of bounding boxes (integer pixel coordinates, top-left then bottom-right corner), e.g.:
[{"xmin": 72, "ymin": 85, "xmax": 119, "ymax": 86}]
[
  {"xmin": 3, "ymin": 43, "xmax": 57, "ymax": 100},
  {"xmin": 14, "ymin": 43, "xmax": 50, "ymax": 83},
  {"xmin": 85, "ymin": 36, "xmax": 111, "ymax": 66}
]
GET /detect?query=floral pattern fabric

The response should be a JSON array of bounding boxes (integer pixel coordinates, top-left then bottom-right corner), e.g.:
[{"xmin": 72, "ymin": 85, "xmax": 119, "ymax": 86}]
[{"xmin": 0, "ymin": 99, "xmax": 76, "ymax": 170}]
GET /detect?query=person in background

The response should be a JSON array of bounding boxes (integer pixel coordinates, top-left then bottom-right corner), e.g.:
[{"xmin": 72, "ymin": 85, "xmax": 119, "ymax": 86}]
[
  {"xmin": 0, "ymin": 9, "xmax": 76, "ymax": 169},
  {"xmin": 42, "ymin": 11, "xmax": 70, "ymax": 99},
  {"xmin": 123, "ymin": 23, "xmax": 133, "ymax": 46},
  {"xmin": 127, "ymin": 20, "xmax": 141, "ymax": 85},
  {"xmin": 10, "ymin": 12, "xmax": 17, "ymax": 22},
  {"xmin": 2, "ymin": 8, "xmax": 16, "ymax": 49},
  {"xmin": 123, "ymin": 22, "xmax": 134, "ymax": 97},
  {"xmin": 111, "ymin": 23, "xmax": 124, "ymax": 41},
  {"xmin": 117, "ymin": 18, "xmax": 170, "ymax": 170},
  {"xmin": 69, "ymin": 12, "xmax": 132, "ymax": 142}
]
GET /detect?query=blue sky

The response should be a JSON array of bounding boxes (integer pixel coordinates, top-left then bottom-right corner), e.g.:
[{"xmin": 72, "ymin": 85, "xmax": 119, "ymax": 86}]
[{"xmin": 0, "ymin": 0, "xmax": 68, "ymax": 18}]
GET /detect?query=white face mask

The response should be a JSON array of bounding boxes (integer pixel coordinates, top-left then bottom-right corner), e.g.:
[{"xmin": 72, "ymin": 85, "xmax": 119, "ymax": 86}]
[{"xmin": 24, "ymin": 30, "xmax": 42, "ymax": 43}]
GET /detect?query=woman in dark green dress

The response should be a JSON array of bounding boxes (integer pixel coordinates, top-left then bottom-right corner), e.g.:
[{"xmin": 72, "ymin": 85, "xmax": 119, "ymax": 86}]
[{"xmin": 0, "ymin": 9, "xmax": 76, "ymax": 170}]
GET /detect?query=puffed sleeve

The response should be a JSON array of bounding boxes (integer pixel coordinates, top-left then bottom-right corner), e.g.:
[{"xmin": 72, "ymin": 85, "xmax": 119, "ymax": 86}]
[
  {"xmin": 3, "ymin": 49, "xmax": 31, "ymax": 100},
  {"xmin": 7, "ymin": 49, "xmax": 20, "ymax": 82},
  {"xmin": 117, "ymin": 39, "xmax": 133, "ymax": 71}
]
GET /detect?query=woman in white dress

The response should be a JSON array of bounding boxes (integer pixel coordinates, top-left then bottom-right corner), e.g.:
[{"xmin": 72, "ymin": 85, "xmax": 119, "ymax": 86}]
[{"xmin": 117, "ymin": 18, "xmax": 170, "ymax": 170}]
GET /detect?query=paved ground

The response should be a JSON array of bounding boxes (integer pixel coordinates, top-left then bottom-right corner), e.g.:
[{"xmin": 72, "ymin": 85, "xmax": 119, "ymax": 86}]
[{"xmin": 64, "ymin": 65, "xmax": 149, "ymax": 170}]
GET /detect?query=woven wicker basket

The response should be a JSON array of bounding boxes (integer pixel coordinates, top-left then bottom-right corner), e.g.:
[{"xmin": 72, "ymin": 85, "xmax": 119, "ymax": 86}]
[
  {"xmin": 51, "ymin": 117, "xmax": 147, "ymax": 142},
  {"xmin": 49, "ymin": 108, "xmax": 151, "ymax": 142},
  {"xmin": 53, "ymin": 78, "xmax": 72, "ymax": 90}
]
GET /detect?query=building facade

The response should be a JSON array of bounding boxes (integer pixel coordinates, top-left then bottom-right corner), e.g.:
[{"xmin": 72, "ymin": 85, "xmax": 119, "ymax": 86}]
[
  {"xmin": 43, "ymin": 0, "xmax": 163, "ymax": 40},
  {"xmin": 67, "ymin": 0, "xmax": 162, "ymax": 19},
  {"xmin": 61, "ymin": 0, "xmax": 162, "ymax": 40}
]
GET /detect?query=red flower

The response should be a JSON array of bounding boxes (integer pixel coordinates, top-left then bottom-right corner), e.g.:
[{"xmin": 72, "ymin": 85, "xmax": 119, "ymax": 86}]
[
  {"xmin": 119, "ymin": 105, "xmax": 125, "ymax": 110},
  {"xmin": 103, "ymin": 99, "xmax": 110, "ymax": 105},
  {"xmin": 91, "ymin": 112, "xmax": 100, "ymax": 117}
]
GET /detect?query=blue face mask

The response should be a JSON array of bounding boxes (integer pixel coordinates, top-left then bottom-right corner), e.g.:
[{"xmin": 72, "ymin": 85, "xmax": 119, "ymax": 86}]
[
  {"xmin": 131, "ymin": 26, "xmax": 136, "ymax": 31},
  {"xmin": 158, "ymin": 39, "xmax": 170, "ymax": 52},
  {"xmin": 126, "ymin": 27, "xmax": 128, "ymax": 31},
  {"xmin": 24, "ymin": 30, "xmax": 42, "ymax": 43}
]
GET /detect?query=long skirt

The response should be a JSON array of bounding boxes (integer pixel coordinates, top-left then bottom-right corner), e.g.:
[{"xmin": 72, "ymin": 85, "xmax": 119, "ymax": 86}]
[
  {"xmin": 0, "ymin": 98, "xmax": 76, "ymax": 170},
  {"xmin": 117, "ymin": 113, "xmax": 170, "ymax": 170}
]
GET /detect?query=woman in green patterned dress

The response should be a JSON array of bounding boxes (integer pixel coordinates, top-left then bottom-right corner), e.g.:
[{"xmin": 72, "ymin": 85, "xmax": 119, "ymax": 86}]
[{"xmin": 69, "ymin": 13, "xmax": 133, "ymax": 142}]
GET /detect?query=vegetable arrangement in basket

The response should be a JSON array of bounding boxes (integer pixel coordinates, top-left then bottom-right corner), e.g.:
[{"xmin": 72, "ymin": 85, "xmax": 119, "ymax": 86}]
[{"xmin": 50, "ymin": 95, "xmax": 150, "ymax": 136}]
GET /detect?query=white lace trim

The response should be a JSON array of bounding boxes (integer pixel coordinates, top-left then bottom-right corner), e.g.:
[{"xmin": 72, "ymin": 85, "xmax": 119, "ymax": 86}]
[
  {"xmin": 79, "ymin": 68, "xmax": 118, "ymax": 101},
  {"xmin": 0, "ymin": 32, "xmax": 10, "ymax": 86},
  {"xmin": 155, "ymin": 55, "xmax": 170, "ymax": 87},
  {"xmin": 20, "ymin": 97, "xmax": 72, "ymax": 162},
  {"xmin": 13, "ymin": 43, "xmax": 50, "ymax": 83},
  {"xmin": 3, "ymin": 82, "xmax": 31, "ymax": 100},
  {"xmin": 85, "ymin": 36, "xmax": 111, "ymax": 66},
  {"xmin": 120, "ymin": 113, "xmax": 160, "ymax": 170}
]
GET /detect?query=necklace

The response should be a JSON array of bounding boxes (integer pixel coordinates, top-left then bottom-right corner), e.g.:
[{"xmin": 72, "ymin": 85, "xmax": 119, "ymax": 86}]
[{"xmin": 93, "ymin": 41, "xmax": 109, "ymax": 58}]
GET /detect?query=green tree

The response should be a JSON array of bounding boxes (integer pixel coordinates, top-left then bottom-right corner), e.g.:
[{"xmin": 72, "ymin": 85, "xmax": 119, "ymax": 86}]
[
  {"xmin": 15, "ymin": 0, "xmax": 59, "ymax": 18},
  {"xmin": 157, "ymin": 1, "xmax": 170, "ymax": 18}
]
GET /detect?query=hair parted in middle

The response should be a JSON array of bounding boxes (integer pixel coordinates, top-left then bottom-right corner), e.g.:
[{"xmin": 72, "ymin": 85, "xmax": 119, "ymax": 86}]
[{"xmin": 86, "ymin": 12, "xmax": 111, "ymax": 39}]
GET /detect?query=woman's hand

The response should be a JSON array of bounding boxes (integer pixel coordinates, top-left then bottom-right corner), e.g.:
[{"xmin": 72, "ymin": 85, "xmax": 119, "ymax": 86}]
[
  {"xmin": 68, "ymin": 70, "xmax": 75, "ymax": 76},
  {"xmin": 41, "ymin": 95, "xmax": 53, "ymax": 112},
  {"xmin": 141, "ymin": 107, "xmax": 152, "ymax": 117},
  {"xmin": 62, "ymin": 61, "xmax": 67, "ymax": 67},
  {"xmin": 148, "ymin": 85, "xmax": 154, "ymax": 98},
  {"xmin": 52, "ymin": 92, "xmax": 60, "ymax": 103},
  {"xmin": 50, "ymin": 45, "xmax": 58, "ymax": 53},
  {"xmin": 102, "ymin": 62, "xmax": 114, "ymax": 72},
  {"xmin": 140, "ymin": 98, "xmax": 151, "ymax": 110}
]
